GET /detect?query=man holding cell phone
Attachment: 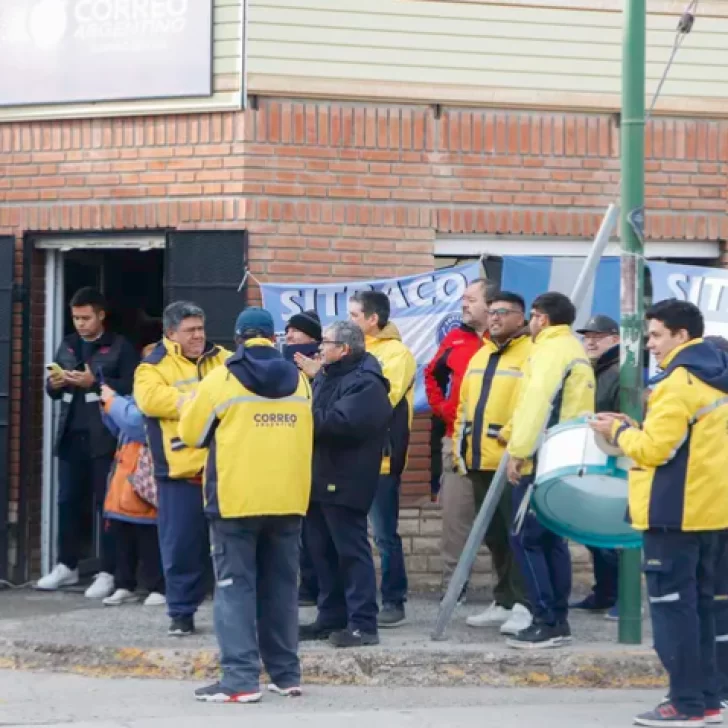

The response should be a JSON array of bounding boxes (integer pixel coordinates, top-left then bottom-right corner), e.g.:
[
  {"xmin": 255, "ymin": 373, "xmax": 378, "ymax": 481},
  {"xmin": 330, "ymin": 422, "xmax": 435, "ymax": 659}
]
[{"xmin": 38, "ymin": 287, "xmax": 139, "ymax": 598}]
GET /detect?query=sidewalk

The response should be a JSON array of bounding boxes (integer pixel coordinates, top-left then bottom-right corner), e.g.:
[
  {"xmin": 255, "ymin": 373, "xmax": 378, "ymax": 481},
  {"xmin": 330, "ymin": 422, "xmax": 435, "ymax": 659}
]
[{"xmin": 0, "ymin": 588, "xmax": 663, "ymax": 687}]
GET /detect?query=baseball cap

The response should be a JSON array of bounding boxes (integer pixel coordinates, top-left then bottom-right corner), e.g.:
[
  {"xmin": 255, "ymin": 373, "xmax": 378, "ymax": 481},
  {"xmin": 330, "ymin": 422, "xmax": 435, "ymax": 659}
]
[
  {"xmin": 576, "ymin": 314, "xmax": 619, "ymax": 335},
  {"xmin": 234, "ymin": 307, "xmax": 275, "ymax": 338}
]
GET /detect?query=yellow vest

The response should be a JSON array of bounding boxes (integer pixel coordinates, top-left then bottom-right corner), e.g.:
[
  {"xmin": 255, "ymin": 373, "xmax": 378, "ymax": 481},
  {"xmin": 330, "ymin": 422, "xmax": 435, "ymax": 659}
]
[
  {"xmin": 178, "ymin": 340, "xmax": 313, "ymax": 518},
  {"xmin": 365, "ymin": 323, "xmax": 417, "ymax": 476},
  {"xmin": 453, "ymin": 333, "xmax": 532, "ymax": 473},
  {"xmin": 508, "ymin": 325, "xmax": 595, "ymax": 462},
  {"xmin": 134, "ymin": 338, "xmax": 232, "ymax": 480},
  {"xmin": 613, "ymin": 339, "xmax": 728, "ymax": 531}
]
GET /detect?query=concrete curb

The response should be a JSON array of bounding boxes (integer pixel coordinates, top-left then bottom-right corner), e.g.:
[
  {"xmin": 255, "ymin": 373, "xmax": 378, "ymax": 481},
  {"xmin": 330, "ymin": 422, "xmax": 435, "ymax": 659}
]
[{"xmin": 0, "ymin": 639, "xmax": 666, "ymax": 688}]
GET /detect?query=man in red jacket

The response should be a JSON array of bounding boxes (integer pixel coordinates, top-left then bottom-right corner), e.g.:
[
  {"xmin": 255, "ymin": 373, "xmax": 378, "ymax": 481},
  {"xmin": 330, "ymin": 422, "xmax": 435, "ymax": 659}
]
[{"xmin": 425, "ymin": 278, "xmax": 491, "ymax": 600}]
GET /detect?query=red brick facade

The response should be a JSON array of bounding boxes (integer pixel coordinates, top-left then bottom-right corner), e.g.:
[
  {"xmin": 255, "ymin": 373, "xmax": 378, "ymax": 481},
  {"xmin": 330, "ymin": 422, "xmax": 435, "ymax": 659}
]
[{"xmin": 2, "ymin": 99, "xmax": 727, "ymax": 576}]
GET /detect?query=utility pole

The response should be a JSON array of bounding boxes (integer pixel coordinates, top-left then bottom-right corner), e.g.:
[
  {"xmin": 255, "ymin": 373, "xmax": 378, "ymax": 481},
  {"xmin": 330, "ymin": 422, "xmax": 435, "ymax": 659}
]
[{"xmin": 618, "ymin": 0, "xmax": 646, "ymax": 645}]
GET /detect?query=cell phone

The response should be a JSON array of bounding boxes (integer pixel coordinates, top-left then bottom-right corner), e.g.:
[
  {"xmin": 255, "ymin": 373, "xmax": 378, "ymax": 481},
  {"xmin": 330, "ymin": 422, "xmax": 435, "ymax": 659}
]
[{"xmin": 46, "ymin": 363, "xmax": 64, "ymax": 376}]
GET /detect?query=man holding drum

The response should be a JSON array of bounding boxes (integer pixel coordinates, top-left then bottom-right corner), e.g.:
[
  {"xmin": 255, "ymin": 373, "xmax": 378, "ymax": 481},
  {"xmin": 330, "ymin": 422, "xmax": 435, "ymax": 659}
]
[
  {"xmin": 505, "ymin": 292, "xmax": 595, "ymax": 650},
  {"xmin": 592, "ymin": 301, "xmax": 728, "ymax": 727}
]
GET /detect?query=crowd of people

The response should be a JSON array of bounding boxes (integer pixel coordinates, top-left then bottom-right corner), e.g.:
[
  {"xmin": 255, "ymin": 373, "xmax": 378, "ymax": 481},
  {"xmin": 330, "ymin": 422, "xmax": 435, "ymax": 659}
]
[{"xmin": 37, "ymin": 280, "xmax": 728, "ymax": 725}]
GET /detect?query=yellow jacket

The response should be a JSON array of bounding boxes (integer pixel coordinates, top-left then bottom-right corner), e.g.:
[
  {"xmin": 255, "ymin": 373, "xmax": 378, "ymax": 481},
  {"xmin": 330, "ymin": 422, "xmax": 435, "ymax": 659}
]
[
  {"xmin": 134, "ymin": 338, "xmax": 232, "ymax": 481},
  {"xmin": 365, "ymin": 323, "xmax": 417, "ymax": 476},
  {"xmin": 453, "ymin": 332, "xmax": 532, "ymax": 474},
  {"xmin": 611, "ymin": 339, "xmax": 728, "ymax": 531},
  {"xmin": 508, "ymin": 325, "xmax": 595, "ymax": 462},
  {"xmin": 178, "ymin": 339, "xmax": 313, "ymax": 518}
]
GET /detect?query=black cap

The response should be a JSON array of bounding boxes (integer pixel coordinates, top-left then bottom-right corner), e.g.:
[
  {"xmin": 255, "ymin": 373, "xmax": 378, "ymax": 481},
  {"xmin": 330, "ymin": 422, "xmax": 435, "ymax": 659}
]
[
  {"xmin": 576, "ymin": 314, "xmax": 619, "ymax": 335},
  {"xmin": 285, "ymin": 309, "xmax": 322, "ymax": 342}
]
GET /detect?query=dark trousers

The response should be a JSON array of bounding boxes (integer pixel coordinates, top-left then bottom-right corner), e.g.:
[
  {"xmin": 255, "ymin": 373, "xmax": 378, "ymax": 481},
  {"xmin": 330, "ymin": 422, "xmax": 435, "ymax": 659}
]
[
  {"xmin": 470, "ymin": 470, "xmax": 528, "ymax": 609},
  {"xmin": 58, "ymin": 434, "xmax": 114, "ymax": 573},
  {"xmin": 298, "ymin": 524, "xmax": 319, "ymax": 602},
  {"xmin": 209, "ymin": 516, "xmax": 301, "ymax": 694},
  {"xmin": 716, "ymin": 532, "xmax": 728, "ymax": 701},
  {"xmin": 112, "ymin": 520, "xmax": 165, "ymax": 594},
  {"xmin": 645, "ymin": 529, "xmax": 721, "ymax": 718},
  {"xmin": 157, "ymin": 478, "xmax": 210, "ymax": 619},
  {"xmin": 587, "ymin": 546, "xmax": 619, "ymax": 605},
  {"xmin": 369, "ymin": 474, "xmax": 408, "ymax": 607},
  {"xmin": 715, "ymin": 531, "xmax": 728, "ymax": 700},
  {"xmin": 510, "ymin": 478, "xmax": 571, "ymax": 625},
  {"xmin": 305, "ymin": 501, "xmax": 378, "ymax": 634}
]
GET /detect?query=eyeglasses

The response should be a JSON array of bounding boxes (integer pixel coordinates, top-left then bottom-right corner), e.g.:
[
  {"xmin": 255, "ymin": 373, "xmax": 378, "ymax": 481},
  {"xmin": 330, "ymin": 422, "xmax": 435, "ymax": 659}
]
[
  {"xmin": 488, "ymin": 308, "xmax": 520, "ymax": 318},
  {"xmin": 320, "ymin": 339, "xmax": 343, "ymax": 346}
]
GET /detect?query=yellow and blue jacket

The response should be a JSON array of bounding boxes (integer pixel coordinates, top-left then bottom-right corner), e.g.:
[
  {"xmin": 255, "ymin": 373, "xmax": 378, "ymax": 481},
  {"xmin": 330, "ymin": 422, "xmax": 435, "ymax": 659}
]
[
  {"xmin": 508, "ymin": 325, "xmax": 595, "ymax": 463},
  {"xmin": 453, "ymin": 331, "xmax": 532, "ymax": 474},
  {"xmin": 611, "ymin": 339, "xmax": 728, "ymax": 531},
  {"xmin": 133, "ymin": 339, "xmax": 232, "ymax": 481},
  {"xmin": 365, "ymin": 323, "xmax": 417, "ymax": 477},
  {"xmin": 178, "ymin": 339, "xmax": 313, "ymax": 518}
]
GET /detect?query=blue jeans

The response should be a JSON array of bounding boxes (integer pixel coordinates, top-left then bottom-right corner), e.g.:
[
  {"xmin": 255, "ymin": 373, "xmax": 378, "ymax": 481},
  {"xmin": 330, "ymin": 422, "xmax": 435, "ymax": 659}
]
[
  {"xmin": 644, "ymin": 529, "xmax": 721, "ymax": 718},
  {"xmin": 369, "ymin": 474, "xmax": 408, "ymax": 607},
  {"xmin": 209, "ymin": 516, "xmax": 301, "ymax": 694},
  {"xmin": 509, "ymin": 478, "xmax": 572, "ymax": 625},
  {"xmin": 716, "ymin": 532, "xmax": 728, "ymax": 700},
  {"xmin": 306, "ymin": 502, "xmax": 378, "ymax": 633},
  {"xmin": 157, "ymin": 479, "xmax": 210, "ymax": 619}
]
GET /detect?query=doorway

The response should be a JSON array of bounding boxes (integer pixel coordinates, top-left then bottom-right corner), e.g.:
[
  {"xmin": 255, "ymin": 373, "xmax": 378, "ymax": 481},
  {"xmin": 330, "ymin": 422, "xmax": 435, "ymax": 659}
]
[{"xmin": 42, "ymin": 246, "xmax": 164, "ymax": 578}]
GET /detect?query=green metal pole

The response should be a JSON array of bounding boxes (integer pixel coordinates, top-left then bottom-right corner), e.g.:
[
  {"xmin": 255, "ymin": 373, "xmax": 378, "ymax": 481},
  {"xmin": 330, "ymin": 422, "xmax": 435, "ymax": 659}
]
[{"xmin": 618, "ymin": 0, "xmax": 646, "ymax": 645}]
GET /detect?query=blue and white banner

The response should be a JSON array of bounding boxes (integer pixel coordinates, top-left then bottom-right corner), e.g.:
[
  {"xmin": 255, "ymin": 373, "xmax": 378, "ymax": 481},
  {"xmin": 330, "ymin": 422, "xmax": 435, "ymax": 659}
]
[
  {"xmin": 261, "ymin": 262, "xmax": 483, "ymax": 413},
  {"xmin": 501, "ymin": 256, "xmax": 728, "ymax": 339}
]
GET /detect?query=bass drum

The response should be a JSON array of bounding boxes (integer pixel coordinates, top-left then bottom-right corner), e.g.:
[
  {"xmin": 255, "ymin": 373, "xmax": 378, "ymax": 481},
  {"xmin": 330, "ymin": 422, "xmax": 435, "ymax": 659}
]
[{"xmin": 532, "ymin": 416, "xmax": 643, "ymax": 549}]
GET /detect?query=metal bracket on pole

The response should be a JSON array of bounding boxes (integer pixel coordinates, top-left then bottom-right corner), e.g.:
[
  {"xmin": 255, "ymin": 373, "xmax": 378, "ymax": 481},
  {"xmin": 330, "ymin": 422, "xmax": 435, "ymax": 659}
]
[{"xmin": 430, "ymin": 203, "xmax": 619, "ymax": 641}]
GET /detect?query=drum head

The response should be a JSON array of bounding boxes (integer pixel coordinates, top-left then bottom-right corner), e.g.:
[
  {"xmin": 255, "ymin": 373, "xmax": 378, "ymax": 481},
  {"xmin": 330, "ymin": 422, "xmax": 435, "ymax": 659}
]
[{"xmin": 531, "ymin": 473, "xmax": 643, "ymax": 549}]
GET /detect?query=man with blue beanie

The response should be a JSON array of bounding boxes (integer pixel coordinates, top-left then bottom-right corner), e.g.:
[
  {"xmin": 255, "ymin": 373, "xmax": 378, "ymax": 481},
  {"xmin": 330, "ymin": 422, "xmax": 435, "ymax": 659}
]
[{"xmin": 180, "ymin": 307, "xmax": 313, "ymax": 704}]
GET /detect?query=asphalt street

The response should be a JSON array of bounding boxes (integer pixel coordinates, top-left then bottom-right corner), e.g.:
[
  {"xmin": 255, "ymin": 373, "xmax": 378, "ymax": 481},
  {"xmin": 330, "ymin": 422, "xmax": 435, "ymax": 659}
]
[{"xmin": 0, "ymin": 670, "xmax": 666, "ymax": 728}]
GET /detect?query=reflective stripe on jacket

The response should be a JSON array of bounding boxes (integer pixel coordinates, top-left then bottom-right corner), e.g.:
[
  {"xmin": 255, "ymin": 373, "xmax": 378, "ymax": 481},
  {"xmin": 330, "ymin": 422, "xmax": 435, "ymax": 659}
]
[{"xmin": 452, "ymin": 333, "xmax": 531, "ymax": 474}]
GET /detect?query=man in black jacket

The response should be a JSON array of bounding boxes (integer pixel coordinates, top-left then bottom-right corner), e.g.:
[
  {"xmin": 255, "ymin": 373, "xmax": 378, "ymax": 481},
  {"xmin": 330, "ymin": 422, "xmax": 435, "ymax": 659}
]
[
  {"xmin": 38, "ymin": 287, "xmax": 139, "ymax": 597},
  {"xmin": 299, "ymin": 320, "xmax": 393, "ymax": 648},
  {"xmin": 571, "ymin": 314, "xmax": 620, "ymax": 615}
]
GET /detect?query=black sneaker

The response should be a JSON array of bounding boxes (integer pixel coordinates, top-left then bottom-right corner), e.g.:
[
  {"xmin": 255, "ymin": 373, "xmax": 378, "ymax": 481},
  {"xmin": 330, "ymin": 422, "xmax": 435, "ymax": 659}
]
[
  {"xmin": 194, "ymin": 682, "xmax": 262, "ymax": 704},
  {"xmin": 168, "ymin": 615, "xmax": 195, "ymax": 636},
  {"xmin": 633, "ymin": 702, "xmax": 705, "ymax": 726},
  {"xmin": 298, "ymin": 622, "xmax": 341, "ymax": 641},
  {"xmin": 377, "ymin": 604, "xmax": 406, "ymax": 628},
  {"xmin": 329, "ymin": 628, "xmax": 380, "ymax": 648},
  {"xmin": 569, "ymin": 593, "xmax": 614, "ymax": 611},
  {"xmin": 506, "ymin": 621, "xmax": 571, "ymax": 650}
]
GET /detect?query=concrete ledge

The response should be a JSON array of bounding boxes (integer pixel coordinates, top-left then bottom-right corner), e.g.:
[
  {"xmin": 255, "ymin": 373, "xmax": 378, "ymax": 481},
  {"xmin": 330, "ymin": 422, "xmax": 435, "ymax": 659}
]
[
  {"xmin": 0, "ymin": 590, "xmax": 664, "ymax": 688},
  {"xmin": 0, "ymin": 638, "xmax": 665, "ymax": 688}
]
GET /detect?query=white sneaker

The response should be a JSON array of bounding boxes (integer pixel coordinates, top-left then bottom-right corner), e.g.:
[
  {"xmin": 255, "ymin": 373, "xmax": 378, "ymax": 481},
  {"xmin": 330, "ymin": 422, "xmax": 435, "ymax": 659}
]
[
  {"xmin": 35, "ymin": 563, "xmax": 79, "ymax": 591},
  {"xmin": 103, "ymin": 588, "xmax": 139, "ymax": 606},
  {"xmin": 500, "ymin": 603, "xmax": 533, "ymax": 635},
  {"xmin": 466, "ymin": 601, "xmax": 512, "ymax": 628},
  {"xmin": 84, "ymin": 572, "xmax": 115, "ymax": 599},
  {"xmin": 143, "ymin": 592, "xmax": 167, "ymax": 607}
]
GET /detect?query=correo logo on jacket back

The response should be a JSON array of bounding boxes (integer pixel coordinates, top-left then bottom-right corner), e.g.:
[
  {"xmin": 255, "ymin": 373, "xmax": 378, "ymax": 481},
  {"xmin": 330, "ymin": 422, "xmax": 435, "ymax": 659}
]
[{"xmin": 253, "ymin": 413, "xmax": 298, "ymax": 427}]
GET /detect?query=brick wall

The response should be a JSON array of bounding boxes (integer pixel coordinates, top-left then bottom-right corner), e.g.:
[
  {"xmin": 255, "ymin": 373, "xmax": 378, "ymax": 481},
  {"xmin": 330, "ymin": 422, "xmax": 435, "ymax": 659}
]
[{"xmin": 2, "ymin": 100, "xmax": 727, "ymax": 577}]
